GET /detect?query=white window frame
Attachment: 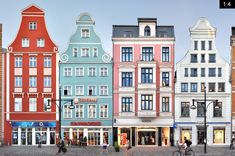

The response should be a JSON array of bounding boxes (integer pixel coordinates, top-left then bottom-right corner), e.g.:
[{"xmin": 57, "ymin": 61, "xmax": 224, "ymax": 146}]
[
  {"xmin": 29, "ymin": 77, "xmax": 37, "ymax": 87},
  {"xmin": 100, "ymin": 104, "xmax": 108, "ymax": 118},
  {"xmin": 63, "ymin": 104, "xmax": 73, "ymax": 118},
  {"xmin": 29, "ymin": 98, "xmax": 37, "ymax": 112},
  {"xmin": 44, "ymin": 57, "xmax": 51, "ymax": 67},
  {"xmin": 75, "ymin": 85, "xmax": 84, "ymax": 96},
  {"xmin": 99, "ymin": 85, "xmax": 108, "ymax": 96},
  {"xmin": 75, "ymin": 67, "xmax": 84, "ymax": 77},
  {"xmin": 88, "ymin": 67, "xmax": 96, "ymax": 77},
  {"xmin": 15, "ymin": 76, "xmax": 22, "ymax": 87},
  {"xmin": 15, "ymin": 98, "xmax": 22, "ymax": 112},
  {"xmin": 15, "ymin": 57, "xmax": 22, "ymax": 67},
  {"xmin": 88, "ymin": 85, "xmax": 96, "ymax": 96},
  {"xmin": 81, "ymin": 47, "xmax": 90, "ymax": 57},
  {"xmin": 63, "ymin": 85, "xmax": 72, "ymax": 96},
  {"xmin": 29, "ymin": 57, "xmax": 37, "ymax": 67},
  {"xmin": 44, "ymin": 77, "xmax": 51, "ymax": 87},
  {"xmin": 100, "ymin": 67, "xmax": 108, "ymax": 77},
  {"xmin": 37, "ymin": 38, "xmax": 45, "ymax": 47},
  {"xmin": 81, "ymin": 28, "xmax": 90, "ymax": 38},
  {"xmin": 93, "ymin": 47, "xmax": 98, "ymax": 57},
  {"xmin": 88, "ymin": 104, "xmax": 96, "ymax": 118},
  {"xmin": 29, "ymin": 22, "xmax": 37, "ymax": 30},
  {"xmin": 75, "ymin": 104, "xmax": 84, "ymax": 118},
  {"xmin": 73, "ymin": 47, "xmax": 78, "ymax": 57},
  {"xmin": 64, "ymin": 67, "xmax": 73, "ymax": 77},
  {"xmin": 22, "ymin": 38, "xmax": 30, "ymax": 47}
]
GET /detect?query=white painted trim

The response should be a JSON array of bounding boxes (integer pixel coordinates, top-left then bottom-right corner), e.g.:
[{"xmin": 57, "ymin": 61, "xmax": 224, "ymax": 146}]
[
  {"xmin": 75, "ymin": 104, "xmax": 84, "ymax": 118},
  {"xmin": 99, "ymin": 66, "xmax": 108, "ymax": 77},
  {"xmin": 88, "ymin": 104, "xmax": 97, "ymax": 118},
  {"xmin": 93, "ymin": 47, "xmax": 98, "ymax": 57},
  {"xmin": 119, "ymin": 46, "xmax": 135, "ymax": 62},
  {"xmin": 81, "ymin": 47, "xmax": 90, "ymax": 57},
  {"xmin": 113, "ymin": 40, "xmax": 175, "ymax": 45},
  {"xmin": 63, "ymin": 67, "xmax": 73, "ymax": 77},
  {"xmin": 99, "ymin": 104, "xmax": 109, "ymax": 118},
  {"xmin": 72, "ymin": 47, "xmax": 78, "ymax": 57},
  {"xmin": 119, "ymin": 94, "xmax": 135, "ymax": 113},
  {"xmin": 63, "ymin": 104, "xmax": 73, "ymax": 119},
  {"xmin": 56, "ymin": 54, "xmax": 59, "ymax": 120},
  {"xmin": 99, "ymin": 85, "xmax": 108, "ymax": 96},
  {"xmin": 69, "ymin": 42, "xmax": 99, "ymax": 45},
  {"xmin": 75, "ymin": 66, "xmax": 84, "ymax": 77},
  {"xmin": 87, "ymin": 85, "xmax": 97, "ymax": 96},
  {"xmin": 75, "ymin": 85, "xmax": 84, "ymax": 96},
  {"xmin": 140, "ymin": 45, "xmax": 154, "ymax": 59},
  {"xmin": 63, "ymin": 85, "xmax": 73, "ymax": 96},
  {"xmin": 160, "ymin": 45, "xmax": 171, "ymax": 62},
  {"xmin": 87, "ymin": 66, "xmax": 97, "ymax": 77},
  {"xmin": 81, "ymin": 28, "xmax": 90, "ymax": 38},
  {"xmin": 6, "ymin": 53, "xmax": 9, "ymax": 120}
]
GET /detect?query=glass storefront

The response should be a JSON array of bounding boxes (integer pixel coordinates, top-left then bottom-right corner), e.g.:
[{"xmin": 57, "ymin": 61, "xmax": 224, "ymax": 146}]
[
  {"xmin": 103, "ymin": 128, "xmax": 109, "ymax": 144},
  {"xmin": 119, "ymin": 128, "xmax": 131, "ymax": 146},
  {"xmin": 197, "ymin": 126, "xmax": 205, "ymax": 144},
  {"xmin": 35, "ymin": 128, "xmax": 47, "ymax": 144},
  {"xmin": 180, "ymin": 128, "xmax": 192, "ymax": 142},
  {"xmin": 213, "ymin": 128, "xmax": 225, "ymax": 144},
  {"xmin": 63, "ymin": 128, "xmax": 70, "ymax": 141},
  {"xmin": 12, "ymin": 128, "xmax": 18, "ymax": 145},
  {"xmin": 88, "ymin": 129, "xmax": 100, "ymax": 145},
  {"xmin": 138, "ymin": 130, "xmax": 156, "ymax": 145},
  {"xmin": 162, "ymin": 127, "xmax": 170, "ymax": 146},
  {"xmin": 50, "ymin": 128, "xmax": 55, "ymax": 144}
]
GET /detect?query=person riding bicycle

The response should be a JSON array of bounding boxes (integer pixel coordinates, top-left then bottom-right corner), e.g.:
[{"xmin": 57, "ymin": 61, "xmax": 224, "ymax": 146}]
[{"xmin": 183, "ymin": 137, "xmax": 192, "ymax": 154}]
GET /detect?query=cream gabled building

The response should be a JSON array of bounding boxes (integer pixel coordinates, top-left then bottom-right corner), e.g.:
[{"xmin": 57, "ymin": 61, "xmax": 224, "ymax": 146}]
[{"xmin": 174, "ymin": 18, "xmax": 231, "ymax": 145}]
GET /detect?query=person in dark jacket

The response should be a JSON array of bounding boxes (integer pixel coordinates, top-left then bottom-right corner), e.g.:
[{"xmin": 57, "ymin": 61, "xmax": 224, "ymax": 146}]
[{"xmin": 57, "ymin": 139, "xmax": 67, "ymax": 154}]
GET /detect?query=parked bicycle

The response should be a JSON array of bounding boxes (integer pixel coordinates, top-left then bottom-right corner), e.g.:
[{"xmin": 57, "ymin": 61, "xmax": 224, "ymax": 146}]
[{"xmin": 172, "ymin": 141, "xmax": 195, "ymax": 156}]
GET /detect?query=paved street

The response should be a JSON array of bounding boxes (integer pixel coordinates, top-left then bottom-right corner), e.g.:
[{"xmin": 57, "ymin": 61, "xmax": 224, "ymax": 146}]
[{"xmin": 0, "ymin": 145, "xmax": 235, "ymax": 156}]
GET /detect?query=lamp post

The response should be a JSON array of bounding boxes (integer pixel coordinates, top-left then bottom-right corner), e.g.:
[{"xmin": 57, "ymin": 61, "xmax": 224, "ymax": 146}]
[
  {"xmin": 47, "ymin": 86, "xmax": 78, "ymax": 140},
  {"xmin": 191, "ymin": 84, "xmax": 219, "ymax": 154}
]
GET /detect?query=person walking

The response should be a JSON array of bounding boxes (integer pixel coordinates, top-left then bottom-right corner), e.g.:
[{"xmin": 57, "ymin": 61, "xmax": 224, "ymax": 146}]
[{"xmin": 57, "ymin": 138, "xmax": 67, "ymax": 154}]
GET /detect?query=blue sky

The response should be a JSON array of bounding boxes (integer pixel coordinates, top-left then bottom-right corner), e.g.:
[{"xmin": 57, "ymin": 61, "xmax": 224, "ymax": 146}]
[{"xmin": 0, "ymin": 0, "xmax": 235, "ymax": 63}]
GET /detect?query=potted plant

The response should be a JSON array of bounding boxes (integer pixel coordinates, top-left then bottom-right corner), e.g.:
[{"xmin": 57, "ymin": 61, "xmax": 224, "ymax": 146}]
[
  {"xmin": 114, "ymin": 141, "xmax": 120, "ymax": 152},
  {"xmin": 83, "ymin": 136, "xmax": 87, "ymax": 146}
]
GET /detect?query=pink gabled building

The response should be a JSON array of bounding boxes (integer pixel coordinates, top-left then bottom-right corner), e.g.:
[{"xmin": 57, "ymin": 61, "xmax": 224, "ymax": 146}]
[{"xmin": 112, "ymin": 18, "xmax": 175, "ymax": 146}]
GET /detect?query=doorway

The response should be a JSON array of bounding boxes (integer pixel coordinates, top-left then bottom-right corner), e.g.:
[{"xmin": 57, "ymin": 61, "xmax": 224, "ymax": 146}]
[{"xmin": 197, "ymin": 127, "xmax": 205, "ymax": 144}]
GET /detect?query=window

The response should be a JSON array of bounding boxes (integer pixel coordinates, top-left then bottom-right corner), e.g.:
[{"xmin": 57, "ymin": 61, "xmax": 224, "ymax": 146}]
[
  {"xmin": 123, "ymin": 31, "xmax": 133, "ymax": 37},
  {"xmin": 122, "ymin": 72, "xmax": 132, "ymax": 87},
  {"xmin": 218, "ymin": 83, "xmax": 225, "ymax": 92},
  {"xmin": 213, "ymin": 128, "xmax": 225, "ymax": 144},
  {"xmin": 15, "ymin": 77, "xmax": 22, "ymax": 87},
  {"xmin": 181, "ymin": 102, "xmax": 190, "ymax": 117},
  {"xmin": 197, "ymin": 102, "xmax": 205, "ymax": 117},
  {"xmin": 209, "ymin": 68, "xmax": 216, "ymax": 77},
  {"xmin": 81, "ymin": 48, "xmax": 89, "ymax": 57},
  {"xmin": 121, "ymin": 47, "xmax": 133, "ymax": 62},
  {"xmin": 63, "ymin": 104, "xmax": 72, "ymax": 118},
  {"xmin": 73, "ymin": 48, "xmax": 78, "ymax": 57},
  {"xmin": 100, "ymin": 67, "xmax": 108, "ymax": 77},
  {"xmin": 64, "ymin": 67, "xmax": 72, "ymax": 77},
  {"xmin": 184, "ymin": 68, "xmax": 188, "ymax": 77},
  {"xmin": 29, "ymin": 57, "xmax": 37, "ymax": 67},
  {"xmin": 29, "ymin": 98, "xmax": 37, "ymax": 112},
  {"xmin": 88, "ymin": 105, "xmax": 96, "ymax": 118},
  {"xmin": 208, "ymin": 41, "xmax": 212, "ymax": 50},
  {"xmin": 81, "ymin": 29, "xmax": 90, "ymax": 38},
  {"xmin": 22, "ymin": 38, "xmax": 29, "ymax": 47},
  {"xmin": 37, "ymin": 38, "xmax": 45, "ymax": 47},
  {"xmin": 144, "ymin": 26, "xmax": 151, "ymax": 36},
  {"xmin": 15, "ymin": 57, "xmax": 22, "ymax": 67},
  {"xmin": 88, "ymin": 86, "xmax": 96, "ymax": 96},
  {"xmin": 76, "ymin": 86, "xmax": 84, "ymax": 95},
  {"xmin": 141, "ymin": 47, "xmax": 153, "ymax": 61},
  {"xmin": 218, "ymin": 68, "xmax": 222, "ymax": 77},
  {"xmin": 214, "ymin": 102, "xmax": 222, "ymax": 117},
  {"xmin": 75, "ymin": 105, "xmax": 84, "ymax": 118},
  {"xmin": 191, "ymin": 54, "xmax": 198, "ymax": 63},
  {"xmin": 29, "ymin": 22, "xmax": 37, "ymax": 30},
  {"xmin": 201, "ymin": 83, "xmax": 205, "ymax": 92},
  {"xmin": 191, "ymin": 83, "xmax": 197, "ymax": 92},
  {"xmin": 100, "ymin": 105, "xmax": 108, "ymax": 118},
  {"xmin": 162, "ymin": 47, "xmax": 169, "ymax": 62},
  {"xmin": 100, "ymin": 86, "xmax": 108, "ymax": 96},
  {"xmin": 201, "ymin": 41, "xmax": 205, "ymax": 50},
  {"xmin": 75, "ymin": 67, "xmax": 84, "ymax": 76},
  {"xmin": 93, "ymin": 48, "xmax": 98, "ymax": 57},
  {"xmin": 181, "ymin": 83, "xmax": 188, "ymax": 92},
  {"xmin": 201, "ymin": 68, "xmax": 205, "ymax": 77},
  {"xmin": 29, "ymin": 77, "xmax": 37, "ymax": 87},
  {"xmin": 209, "ymin": 83, "xmax": 216, "ymax": 92},
  {"xmin": 141, "ymin": 95, "xmax": 153, "ymax": 110},
  {"xmin": 64, "ymin": 86, "xmax": 72, "ymax": 96},
  {"xmin": 190, "ymin": 68, "xmax": 197, "ymax": 77},
  {"xmin": 44, "ymin": 77, "xmax": 51, "ymax": 87},
  {"xmin": 14, "ymin": 98, "xmax": 22, "ymax": 111},
  {"xmin": 44, "ymin": 98, "xmax": 51, "ymax": 111},
  {"xmin": 44, "ymin": 57, "xmax": 51, "ymax": 67},
  {"xmin": 201, "ymin": 54, "xmax": 205, "ymax": 63},
  {"xmin": 194, "ymin": 41, "xmax": 198, "ymax": 50},
  {"xmin": 162, "ymin": 72, "xmax": 169, "ymax": 87},
  {"xmin": 122, "ymin": 97, "xmax": 132, "ymax": 112},
  {"xmin": 162, "ymin": 97, "xmax": 169, "ymax": 112},
  {"xmin": 209, "ymin": 54, "xmax": 216, "ymax": 63},
  {"xmin": 88, "ymin": 67, "xmax": 96, "ymax": 76},
  {"xmin": 141, "ymin": 68, "xmax": 153, "ymax": 83}
]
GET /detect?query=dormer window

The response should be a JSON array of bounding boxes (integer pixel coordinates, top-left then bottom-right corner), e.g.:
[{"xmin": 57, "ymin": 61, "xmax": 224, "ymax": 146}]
[
  {"xmin": 37, "ymin": 38, "xmax": 45, "ymax": 47},
  {"xmin": 93, "ymin": 48, "xmax": 98, "ymax": 57},
  {"xmin": 144, "ymin": 26, "xmax": 151, "ymax": 36},
  {"xmin": 81, "ymin": 48, "xmax": 89, "ymax": 57},
  {"xmin": 22, "ymin": 38, "xmax": 29, "ymax": 47},
  {"xmin": 29, "ymin": 22, "xmax": 37, "ymax": 30},
  {"xmin": 73, "ymin": 48, "xmax": 78, "ymax": 57},
  {"xmin": 81, "ymin": 28, "xmax": 90, "ymax": 38}
]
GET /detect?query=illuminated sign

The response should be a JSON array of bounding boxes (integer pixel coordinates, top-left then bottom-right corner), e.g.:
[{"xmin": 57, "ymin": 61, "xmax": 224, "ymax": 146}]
[
  {"xmin": 70, "ymin": 122, "xmax": 101, "ymax": 126},
  {"xmin": 11, "ymin": 122, "xmax": 56, "ymax": 127},
  {"xmin": 79, "ymin": 98, "xmax": 97, "ymax": 103}
]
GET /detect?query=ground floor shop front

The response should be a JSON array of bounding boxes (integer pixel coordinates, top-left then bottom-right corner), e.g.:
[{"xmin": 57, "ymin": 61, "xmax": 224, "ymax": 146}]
[
  {"xmin": 174, "ymin": 123, "xmax": 231, "ymax": 145},
  {"xmin": 113, "ymin": 127, "xmax": 174, "ymax": 146}
]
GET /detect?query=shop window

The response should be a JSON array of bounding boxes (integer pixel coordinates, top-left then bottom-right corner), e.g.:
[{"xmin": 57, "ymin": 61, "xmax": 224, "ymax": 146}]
[
  {"xmin": 88, "ymin": 131, "xmax": 100, "ymax": 145},
  {"xmin": 181, "ymin": 102, "xmax": 190, "ymax": 117},
  {"xmin": 12, "ymin": 128, "xmax": 18, "ymax": 145},
  {"xmin": 119, "ymin": 128, "xmax": 131, "ymax": 146},
  {"xmin": 181, "ymin": 128, "xmax": 192, "ymax": 143},
  {"xmin": 138, "ymin": 130, "xmax": 156, "ymax": 145},
  {"xmin": 213, "ymin": 128, "xmax": 225, "ymax": 144}
]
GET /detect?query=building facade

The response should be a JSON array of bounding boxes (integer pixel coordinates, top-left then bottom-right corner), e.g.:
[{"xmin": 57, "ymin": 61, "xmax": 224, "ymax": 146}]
[
  {"xmin": 0, "ymin": 24, "xmax": 3, "ymax": 144},
  {"xmin": 4, "ymin": 5, "xmax": 59, "ymax": 145},
  {"xmin": 231, "ymin": 27, "xmax": 235, "ymax": 137},
  {"xmin": 60, "ymin": 13, "xmax": 113, "ymax": 146},
  {"xmin": 112, "ymin": 18, "xmax": 175, "ymax": 146},
  {"xmin": 175, "ymin": 18, "xmax": 231, "ymax": 145}
]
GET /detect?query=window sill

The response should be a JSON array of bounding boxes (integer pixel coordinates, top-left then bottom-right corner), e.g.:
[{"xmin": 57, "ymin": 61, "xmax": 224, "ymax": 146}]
[{"xmin": 180, "ymin": 116, "xmax": 190, "ymax": 118}]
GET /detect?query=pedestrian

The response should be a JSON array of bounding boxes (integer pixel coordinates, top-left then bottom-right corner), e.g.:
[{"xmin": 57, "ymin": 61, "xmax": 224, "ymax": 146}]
[
  {"xmin": 125, "ymin": 139, "xmax": 131, "ymax": 156},
  {"xmin": 57, "ymin": 138, "xmax": 67, "ymax": 154},
  {"xmin": 100, "ymin": 140, "xmax": 108, "ymax": 153}
]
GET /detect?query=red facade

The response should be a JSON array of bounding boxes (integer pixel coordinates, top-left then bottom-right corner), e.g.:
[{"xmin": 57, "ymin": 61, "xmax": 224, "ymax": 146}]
[{"xmin": 4, "ymin": 5, "xmax": 58, "ymax": 145}]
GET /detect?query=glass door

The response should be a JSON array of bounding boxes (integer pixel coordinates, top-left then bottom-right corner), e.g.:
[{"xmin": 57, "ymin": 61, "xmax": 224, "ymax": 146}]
[
  {"xmin": 27, "ymin": 128, "xmax": 32, "ymax": 145},
  {"xmin": 21, "ymin": 128, "xmax": 26, "ymax": 145},
  {"xmin": 197, "ymin": 127, "xmax": 205, "ymax": 144}
]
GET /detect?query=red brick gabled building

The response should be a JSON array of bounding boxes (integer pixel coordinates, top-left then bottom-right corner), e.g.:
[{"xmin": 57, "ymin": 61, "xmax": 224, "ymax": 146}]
[{"xmin": 4, "ymin": 5, "xmax": 59, "ymax": 145}]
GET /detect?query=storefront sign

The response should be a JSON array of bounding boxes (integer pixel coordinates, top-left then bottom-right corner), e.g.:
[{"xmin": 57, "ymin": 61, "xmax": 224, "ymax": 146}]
[
  {"xmin": 11, "ymin": 122, "xmax": 56, "ymax": 127},
  {"xmin": 70, "ymin": 122, "xmax": 101, "ymax": 126},
  {"xmin": 79, "ymin": 98, "xmax": 97, "ymax": 103},
  {"xmin": 142, "ymin": 119, "xmax": 151, "ymax": 122}
]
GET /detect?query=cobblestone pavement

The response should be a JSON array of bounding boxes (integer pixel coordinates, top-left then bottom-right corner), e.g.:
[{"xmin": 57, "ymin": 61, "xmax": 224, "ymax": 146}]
[{"xmin": 0, "ymin": 145, "xmax": 235, "ymax": 156}]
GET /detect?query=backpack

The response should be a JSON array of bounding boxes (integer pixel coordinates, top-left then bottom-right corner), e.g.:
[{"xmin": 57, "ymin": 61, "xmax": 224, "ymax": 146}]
[{"xmin": 186, "ymin": 140, "xmax": 192, "ymax": 146}]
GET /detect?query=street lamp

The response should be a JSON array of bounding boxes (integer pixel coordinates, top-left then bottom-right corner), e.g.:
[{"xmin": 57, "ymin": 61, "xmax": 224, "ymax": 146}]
[
  {"xmin": 47, "ymin": 86, "xmax": 78, "ymax": 140},
  {"xmin": 191, "ymin": 85, "xmax": 219, "ymax": 154}
]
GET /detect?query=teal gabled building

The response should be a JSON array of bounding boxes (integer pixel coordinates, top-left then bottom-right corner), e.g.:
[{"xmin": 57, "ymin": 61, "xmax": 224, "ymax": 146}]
[{"xmin": 60, "ymin": 13, "xmax": 113, "ymax": 145}]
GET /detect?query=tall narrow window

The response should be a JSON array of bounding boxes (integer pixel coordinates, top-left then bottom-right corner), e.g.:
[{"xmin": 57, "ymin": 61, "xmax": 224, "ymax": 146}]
[
  {"xmin": 29, "ymin": 22, "xmax": 37, "ymax": 30},
  {"xmin": 201, "ymin": 54, "xmax": 205, "ymax": 63},
  {"xmin": 75, "ymin": 67, "xmax": 84, "ymax": 77},
  {"xmin": 75, "ymin": 105, "xmax": 84, "ymax": 118},
  {"xmin": 190, "ymin": 68, "xmax": 197, "ymax": 77},
  {"xmin": 162, "ymin": 97, "xmax": 169, "ymax": 112},
  {"xmin": 88, "ymin": 67, "xmax": 96, "ymax": 76},
  {"xmin": 29, "ymin": 98, "xmax": 37, "ymax": 112},
  {"xmin": 141, "ymin": 95, "xmax": 153, "ymax": 110},
  {"xmin": 194, "ymin": 41, "xmax": 198, "ymax": 50},
  {"xmin": 162, "ymin": 72, "xmax": 169, "ymax": 87},
  {"xmin": 218, "ymin": 68, "xmax": 222, "ymax": 77},
  {"xmin": 44, "ymin": 57, "xmax": 51, "ymax": 67},
  {"xmin": 44, "ymin": 77, "xmax": 51, "ymax": 87},
  {"xmin": 144, "ymin": 26, "xmax": 151, "ymax": 36},
  {"xmin": 162, "ymin": 47, "xmax": 169, "ymax": 62},
  {"xmin": 15, "ymin": 77, "xmax": 22, "ymax": 87},
  {"xmin": 100, "ymin": 105, "xmax": 108, "ymax": 118},
  {"xmin": 29, "ymin": 77, "xmax": 37, "ymax": 87},
  {"xmin": 181, "ymin": 102, "xmax": 190, "ymax": 117},
  {"xmin": 37, "ymin": 38, "xmax": 45, "ymax": 47},
  {"xmin": 141, "ymin": 68, "xmax": 153, "ymax": 83},
  {"xmin": 122, "ymin": 72, "xmax": 133, "ymax": 87},
  {"xmin": 93, "ymin": 48, "xmax": 98, "ymax": 57},
  {"xmin": 208, "ymin": 41, "xmax": 212, "ymax": 50},
  {"xmin": 141, "ymin": 47, "xmax": 153, "ymax": 61},
  {"xmin": 201, "ymin": 41, "xmax": 205, "ymax": 50},
  {"xmin": 15, "ymin": 57, "xmax": 22, "ymax": 67},
  {"xmin": 181, "ymin": 83, "xmax": 188, "ymax": 92},
  {"xmin": 197, "ymin": 102, "xmax": 204, "ymax": 117},
  {"xmin": 100, "ymin": 67, "xmax": 108, "ymax": 77},
  {"xmin": 76, "ymin": 86, "xmax": 84, "ymax": 96},
  {"xmin": 88, "ymin": 105, "xmax": 96, "ymax": 118},
  {"xmin": 100, "ymin": 86, "xmax": 108, "ymax": 96},
  {"xmin": 81, "ymin": 48, "xmax": 89, "ymax": 57},
  {"xmin": 184, "ymin": 68, "xmax": 188, "ymax": 77},
  {"xmin": 81, "ymin": 29, "xmax": 90, "ymax": 38},
  {"xmin": 64, "ymin": 67, "xmax": 72, "ymax": 77},
  {"xmin": 29, "ymin": 57, "xmax": 37, "ymax": 67},
  {"xmin": 214, "ymin": 102, "xmax": 222, "ymax": 117},
  {"xmin": 191, "ymin": 83, "xmax": 197, "ymax": 92},
  {"xmin": 22, "ymin": 38, "xmax": 29, "ymax": 47},
  {"xmin": 88, "ymin": 86, "xmax": 96, "ymax": 96},
  {"xmin": 121, "ymin": 47, "xmax": 133, "ymax": 62},
  {"xmin": 201, "ymin": 68, "xmax": 205, "ymax": 77},
  {"xmin": 73, "ymin": 48, "xmax": 78, "ymax": 57},
  {"xmin": 15, "ymin": 98, "xmax": 22, "ymax": 112},
  {"xmin": 218, "ymin": 83, "xmax": 225, "ymax": 92},
  {"xmin": 122, "ymin": 97, "xmax": 132, "ymax": 112},
  {"xmin": 63, "ymin": 105, "xmax": 72, "ymax": 118}
]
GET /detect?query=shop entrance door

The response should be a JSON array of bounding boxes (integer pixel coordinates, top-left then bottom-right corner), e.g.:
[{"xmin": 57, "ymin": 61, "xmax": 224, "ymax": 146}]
[
  {"xmin": 21, "ymin": 128, "xmax": 26, "ymax": 145},
  {"xmin": 197, "ymin": 127, "xmax": 205, "ymax": 144},
  {"xmin": 137, "ymin": 128, "xmax": 156, "ymax": 145}
]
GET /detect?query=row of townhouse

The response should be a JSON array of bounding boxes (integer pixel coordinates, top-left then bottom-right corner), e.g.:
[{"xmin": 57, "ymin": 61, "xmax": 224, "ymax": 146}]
[{"xmin": 0, "ymin": 4, "xmax": 235, "ymax": 147}]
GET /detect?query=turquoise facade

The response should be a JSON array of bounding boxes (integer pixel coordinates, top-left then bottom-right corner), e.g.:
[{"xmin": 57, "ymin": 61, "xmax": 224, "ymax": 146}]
[{"xmin": 60, "ymin": 13, "xmax": 113, "ymax": 145}]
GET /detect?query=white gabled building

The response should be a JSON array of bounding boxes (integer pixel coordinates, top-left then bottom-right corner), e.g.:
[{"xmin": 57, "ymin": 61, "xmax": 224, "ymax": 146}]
[{"xmin": 174, "ymin": 17, "xmax": 231, "ymax": 146}]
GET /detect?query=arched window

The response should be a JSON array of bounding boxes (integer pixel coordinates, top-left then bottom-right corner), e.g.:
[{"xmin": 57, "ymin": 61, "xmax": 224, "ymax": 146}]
[{"xmin": 144, "ymin": 26, "xmax": 151, "ymax": 36}]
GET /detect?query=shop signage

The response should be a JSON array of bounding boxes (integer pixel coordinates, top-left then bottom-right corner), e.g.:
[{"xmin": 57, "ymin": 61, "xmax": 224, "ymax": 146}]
[
  {"xmin": 79, "ymin": 98, "xmax": 97, "ymax": 103},
  {"xmin": 11, "ymin": 122, "xmax": 56, "ymax": 127},
  {"xmin": 70, "ymin": 122, "xmax": 101, "ymax": 126},
  {"xmin": 142, "ymin": 119, "xmax": 151, "ymax": 122}
]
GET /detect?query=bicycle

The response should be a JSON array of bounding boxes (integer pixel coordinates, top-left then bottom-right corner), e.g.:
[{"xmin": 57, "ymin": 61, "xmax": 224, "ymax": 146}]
[
  {"xmin": 230, "ymin": 140, "xmax": 234, "ymax": 150},
  {"xmin": 172, "ymin": 142, "xmax": 195, "ymax": 156}
]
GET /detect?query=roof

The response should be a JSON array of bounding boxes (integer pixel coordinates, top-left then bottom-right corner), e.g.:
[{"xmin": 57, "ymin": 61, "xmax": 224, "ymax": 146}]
[
  {"xmin": 112, "ymin": 25, "xmax": 175, "ymax": 38},
  {"xmin": 22, "ymin": 4, "xmax": 44, "ymax": 16}
]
